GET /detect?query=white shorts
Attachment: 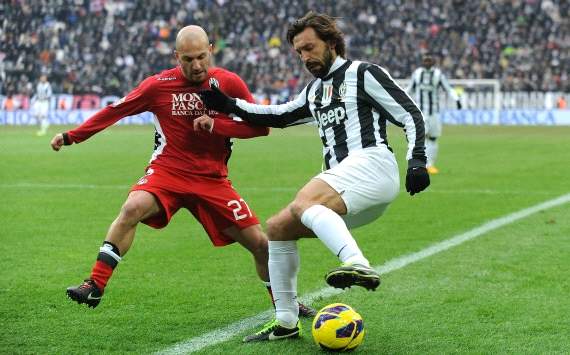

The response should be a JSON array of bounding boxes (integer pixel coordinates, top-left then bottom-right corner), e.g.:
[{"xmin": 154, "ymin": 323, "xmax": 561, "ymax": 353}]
[
  {"xmin": 315, "ymin": 146, "xmax": 400, "ymax": 229},
  {"xmin": 32, "ymin": 100, "xmax": 50, "ymax": 118},
  {"xmin": 425, "ymin": 113, "xmax": 442, "ymax": 138}
]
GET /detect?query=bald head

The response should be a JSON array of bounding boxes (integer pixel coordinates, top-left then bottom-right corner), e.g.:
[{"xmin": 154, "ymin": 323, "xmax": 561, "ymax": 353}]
[
  {"xmin": 175, "ymin": 25, "xmax": 212, "ymax": 85},
  {"xmin": 176, "ymin": 25, "xmax": 209, "ymax": 52}
]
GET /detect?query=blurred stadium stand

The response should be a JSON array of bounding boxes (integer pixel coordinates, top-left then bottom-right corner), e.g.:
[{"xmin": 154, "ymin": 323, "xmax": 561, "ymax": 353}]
[{"xmin": 0, "ymin": 0, "xmax": 568, "ymax": 110}]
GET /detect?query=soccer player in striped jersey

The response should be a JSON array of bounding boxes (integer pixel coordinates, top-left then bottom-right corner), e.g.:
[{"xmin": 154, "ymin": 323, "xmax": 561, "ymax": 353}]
[
  {"xmin": 407, "ymin": 53, "xmax": 462, "ymax": 174},
  {"xmin": 32, "ymin": 74, "xmax": 52, "ymax": 136},
  {"xmin": 50, "ymin": 25, "xmax": 315, "ymax": 318},
  {"xmin": 200, "ymin": 12, "xmax": 430, "ymax": 342}
]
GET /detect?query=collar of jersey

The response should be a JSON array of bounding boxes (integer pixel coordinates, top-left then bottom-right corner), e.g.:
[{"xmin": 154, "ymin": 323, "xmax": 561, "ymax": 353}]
[{"xmin": 322, "ymin": 57, "xmax": 351, "ymax": 81}]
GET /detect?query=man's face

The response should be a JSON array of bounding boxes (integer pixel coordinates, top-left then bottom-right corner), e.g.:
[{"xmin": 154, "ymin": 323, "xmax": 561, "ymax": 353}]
[
  {"xmin": 175, "ymin": 43, "xmax": 212, "ymax": 85},
  {"xmin": 293, "ymin": 27, "xmax": 336, "ymax": 78},
  {"xmin": 422, "ymin": 55, "xmax": 434, "ymax": 69}
]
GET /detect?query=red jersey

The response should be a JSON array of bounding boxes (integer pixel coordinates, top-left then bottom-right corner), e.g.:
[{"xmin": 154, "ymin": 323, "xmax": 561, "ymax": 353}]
[{"xmin": 66, "ymin": 67, "xmax": 269, "ymax": 177}]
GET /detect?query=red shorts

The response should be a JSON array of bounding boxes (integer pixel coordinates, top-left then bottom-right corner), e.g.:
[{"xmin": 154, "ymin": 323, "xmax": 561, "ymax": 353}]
[{"xmin": 130, "ymin": 166, "xmax": 260, "ymax": 246}]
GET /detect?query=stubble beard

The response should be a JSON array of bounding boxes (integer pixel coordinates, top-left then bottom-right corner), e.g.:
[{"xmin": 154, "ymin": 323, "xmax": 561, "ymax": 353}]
[{"xmin": 306, "ymin": 47, "xmax": 334, "ymax": 78}]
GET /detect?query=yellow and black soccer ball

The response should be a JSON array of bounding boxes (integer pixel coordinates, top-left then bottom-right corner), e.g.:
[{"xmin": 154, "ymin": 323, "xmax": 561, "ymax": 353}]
[{"xmin": 311, "ymin": 303, "xmax": 365, "ymax": 352}]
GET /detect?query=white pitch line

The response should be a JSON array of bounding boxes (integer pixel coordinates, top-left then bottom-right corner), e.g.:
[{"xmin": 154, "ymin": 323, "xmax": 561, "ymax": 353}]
[
  {"xmin": 157, "ymin": 192, "xmax": 570, "ymax": 355},
  {"xmin": 0, "ymin": 183, "xmax": 559, "ymax": 196}
]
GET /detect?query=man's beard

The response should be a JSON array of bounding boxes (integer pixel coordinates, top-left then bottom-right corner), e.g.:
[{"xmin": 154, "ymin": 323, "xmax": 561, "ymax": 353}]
[{"xmin": 305, "ymin": 48, "xmax": 334, "ymax": 78}]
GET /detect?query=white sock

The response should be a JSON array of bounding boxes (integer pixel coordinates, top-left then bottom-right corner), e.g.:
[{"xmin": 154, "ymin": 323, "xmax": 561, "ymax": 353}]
[
  {"xmin": 40, "ymin": 118, "xmax": 50, "ymax": 133},
  {"xmin": 300, "ymin": 204, "xmax": 369, "ymax": 266},
  {"xmin": 269, "ymin": 240, "xmax": 299, "ymax": 328},
  {"xmin": 426, "ymin": 138, "xmax": 438, "ymax": 167}
]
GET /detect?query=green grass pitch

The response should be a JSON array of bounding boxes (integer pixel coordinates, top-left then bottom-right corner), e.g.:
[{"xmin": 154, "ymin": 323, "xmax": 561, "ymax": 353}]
[{"xmin": 1, "ymin": 124, "xmax": 569, "ymax": 354}]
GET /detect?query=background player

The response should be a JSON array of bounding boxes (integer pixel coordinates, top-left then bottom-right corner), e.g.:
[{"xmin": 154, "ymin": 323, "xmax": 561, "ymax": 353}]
[
  {"xmin": 407, "ymin": 53, "xmax": 462, "ymax": 174},
  {"xmin": 50, "ymin": 25, "xmax": 315, "ymax": 317},
  {"xmin": 200, "ymin": 12, "xmax": 429, "ymax": 342},
  {"xmin": 31, "ymin": 74, "xmax": 52, "ymax": 136}
]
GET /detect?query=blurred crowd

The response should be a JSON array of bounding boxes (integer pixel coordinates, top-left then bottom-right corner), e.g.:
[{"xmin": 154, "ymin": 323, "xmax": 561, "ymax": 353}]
[{"xmin": 1, "ymin": 0, "xmax": 568, "ymax": 100}]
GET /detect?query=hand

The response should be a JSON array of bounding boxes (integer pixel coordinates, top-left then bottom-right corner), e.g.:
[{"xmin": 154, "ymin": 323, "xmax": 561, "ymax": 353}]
[
  {"xmin": 50, "ymin": 133, "xmax": 65, "ymax": 151},
  {"xmin": 199, "ymin": 85, "xmax": 236, "ymax": 114},
  {"xmin": 193, "ymin": 115, "xmax": 214, "ymax": 133},
  {"xmin": 51, "ymin": 132, "xmax": 72, "ymax": 151},
  {"xmin": 456, "ymin": 100, "xmax": 462, "ymax": 110},
  {"xmin": 405, "ymin": 166, "xmax": 430, "ymax": 196}
]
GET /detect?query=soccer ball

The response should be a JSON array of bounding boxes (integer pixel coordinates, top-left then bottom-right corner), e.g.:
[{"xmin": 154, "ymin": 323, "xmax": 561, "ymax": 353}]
[{"xmin": 311, "ymin": 303, "xmax": 365, "ymax": 352}]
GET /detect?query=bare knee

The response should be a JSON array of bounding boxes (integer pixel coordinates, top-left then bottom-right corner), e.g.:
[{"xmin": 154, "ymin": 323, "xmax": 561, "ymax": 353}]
[
  {"xmin": 117, "ymin": 201, "xmax": 147, "ymax": 226},
  {"xmin": 288, "ymin": 199, "xmax": 308, "ymax": 220},
  {"xmin": 266, "ymin": 210, "xmax": 303, "ymax": 241}
]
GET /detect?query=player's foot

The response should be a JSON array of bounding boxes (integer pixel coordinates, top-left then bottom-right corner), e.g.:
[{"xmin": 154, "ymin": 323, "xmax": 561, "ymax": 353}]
[
  {"xmin": 298, "ymin": 302, "xmax": 317, "ymax": 318},
  {"xmin": 427, "ymin": 166, "xmax": 439, "ymax": 174},
  {"xmin": 66, "ymin": 279, "xmax": 103, "ymax": 308},
  {"xmin": 325, "ymin": 263, "xmax": 381, "ymax": 291},
  {"xmin": 243, "ymin": 319, "xmax": 301, "ymax": 342}
]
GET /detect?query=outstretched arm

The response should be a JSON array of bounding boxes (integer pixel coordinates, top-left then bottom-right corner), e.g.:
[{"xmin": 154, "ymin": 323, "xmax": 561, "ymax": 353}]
[
  {"xmin": 439, "ymin": 72, "xmax": 461, "ymax": 109},
  {"xmin": 193, "ymin": 114, "xmax": 269, "ymax": 138},
  {"xmin": 200, "ymin": 85, "xmax": 313, "ymax": 128},
  {"xmin": 50, "ymin": 79, "xmax": 151, "ymax": 151}
]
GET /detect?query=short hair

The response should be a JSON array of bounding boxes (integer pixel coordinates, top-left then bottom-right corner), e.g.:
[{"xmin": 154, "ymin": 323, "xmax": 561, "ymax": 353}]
[{"xmin": 286, "ymin": 11, "xmax": 346, "ymax": 58}]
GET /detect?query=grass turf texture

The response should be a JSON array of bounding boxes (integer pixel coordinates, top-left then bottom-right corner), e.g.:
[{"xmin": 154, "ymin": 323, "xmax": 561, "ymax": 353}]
[{"xmin": 1, "ymin": 125, "xmax": 569, "ymax": 354}]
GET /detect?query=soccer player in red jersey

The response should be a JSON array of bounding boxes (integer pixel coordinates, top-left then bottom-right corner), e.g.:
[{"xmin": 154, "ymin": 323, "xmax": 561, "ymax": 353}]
[{"xmin": 50, "ymin": 25, "xmax": 315, "ymax": 317}]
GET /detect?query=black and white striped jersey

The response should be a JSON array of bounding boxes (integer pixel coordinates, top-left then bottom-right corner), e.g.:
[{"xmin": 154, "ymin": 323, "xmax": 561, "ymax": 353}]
[
  {"xmin": 34, "ymin": 82, "xmax": 53, "ymax": 101},
  {"xmin": 231, "ymin": 57, "xmax": 426, "ymax": 169},
  {"xmin": 407, "ymin": 67, "xmax": 459, "ymax": 116}
]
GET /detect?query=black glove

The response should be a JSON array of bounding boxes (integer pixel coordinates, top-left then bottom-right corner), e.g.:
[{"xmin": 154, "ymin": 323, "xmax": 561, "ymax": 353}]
[
  {"xmin": 199, "ymin": 85, "xmax": 237, "ymax": 114},
  {"xmin": 456, "ymin": 100, "xmax": 462, "ymax": 110},
  {"xmin": 406, "ymin": 159, "xmax": 430, "ymax": 196}
]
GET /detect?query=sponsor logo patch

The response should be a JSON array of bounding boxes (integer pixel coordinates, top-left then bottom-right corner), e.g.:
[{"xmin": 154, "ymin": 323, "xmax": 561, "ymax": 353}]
[{"xmin": 314, "ymin": 103, "xmax": 347, "ymax": 129}]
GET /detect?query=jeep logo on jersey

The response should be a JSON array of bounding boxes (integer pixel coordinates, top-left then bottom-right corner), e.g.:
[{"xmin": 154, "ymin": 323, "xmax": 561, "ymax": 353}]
[
  {"xmin": 171, "ymin": 92, "xmax": 205, "ymax": 116},
  {"xmin": 315, "ymin": 104, "xmax": 347, "ymax": 129}
]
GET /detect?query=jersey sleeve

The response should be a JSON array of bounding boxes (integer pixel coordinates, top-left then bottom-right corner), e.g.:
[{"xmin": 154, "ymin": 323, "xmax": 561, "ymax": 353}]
[
  {"xmin": 438, "ymin": 72, "xmax": 460, "ymax": 101},
  {"xmin": 406, "ymin": 69, "xmax": 417, "ymax": 96},
  {"xmin": 228, "ymin": 84, "xmax": 314, "ymax": 128},
  {"xmin": 363, "ymin": 65, "xmax": 426, "ymax": 166},
  {"xmin": 66, "ymin": 78, "xmax": 152, "ymax": 144},
  {"xmin": 210, "ymin": 73, "xmax": 270, "ymax": 138}
]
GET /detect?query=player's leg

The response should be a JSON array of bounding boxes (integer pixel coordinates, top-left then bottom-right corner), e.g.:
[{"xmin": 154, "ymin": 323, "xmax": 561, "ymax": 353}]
[
  {"xmin": 298, "ymin": 147, "xmax": 399, "ymax": 290},
  {"xmin": 289, "ymin": 178, "xmax": 381, "ymax": 290},
  {"xmin": 224, "ymin": 222, "xmax": 316, "ymax": 322},
  {"xmin": 242, "ymin": 207, "xmax": 308, "ymax": 342},
  {"xmin": 39, "ymin": 108, "xmax": 50, "ymax": 136},
  {"xmin": 426, "ymin": 136, "xmax": 439, "ymax": 173},
  {"xmin": 35, "ymin": 102, "xmax": 50, "ymax": 136},
  {"xmin": 426, "ymin": 113, "xmax": 442, "ymax": 174},
  {"xmin": 222, "ymin": 224, "xmax": 269, "ymax": 282},
  {"xmin": 66, "ymin": 190, "xmax": 162, "ymax": 308},
  {"xmin": 32, "ymin": 104, "xmax": 42, "ymax": 136}
]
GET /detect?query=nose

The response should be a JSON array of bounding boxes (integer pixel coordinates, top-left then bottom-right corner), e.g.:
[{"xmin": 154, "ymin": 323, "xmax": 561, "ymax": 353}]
[
  {"xmin": 300, "ymin": 51, "xmax": 310, "ymax": 63},
  {"xmin": 191, "ymin": 60, "xmax": 201, "ymax": 70}
]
